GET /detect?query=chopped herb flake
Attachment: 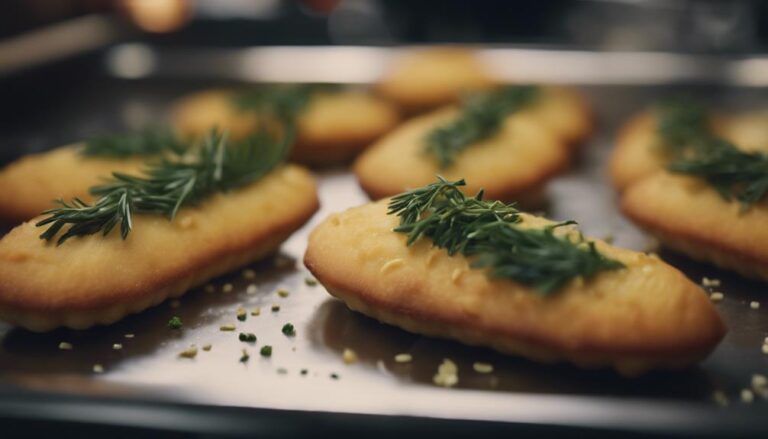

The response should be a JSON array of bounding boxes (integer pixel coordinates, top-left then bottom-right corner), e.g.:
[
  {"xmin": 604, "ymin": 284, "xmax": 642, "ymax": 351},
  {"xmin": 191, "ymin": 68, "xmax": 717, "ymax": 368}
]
[
  {"xmin": 168, "ymin": 316, "xmax": 183, "ymax": 330},
  {"xmin": 282, "ymin": 323, "xmax": 296, "ymax": 336}
]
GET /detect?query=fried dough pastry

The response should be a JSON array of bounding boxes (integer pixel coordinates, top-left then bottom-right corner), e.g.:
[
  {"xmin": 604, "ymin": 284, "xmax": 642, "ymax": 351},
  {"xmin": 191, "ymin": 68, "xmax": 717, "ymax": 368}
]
[
  {"xmin": 375, "ymin": 47, "xmax": 494, "ymax": 113},
  {"xmin": 304, "ymin": 200, "xmax": 726, "ymax": 376},
  {"xmin": 621, "ymin": 171, "xmax": 768, "ymax": 282},
  {"xmin": 171, "ymin": 89, "xmax": 400, "ymax": 166},
  {"xmin": 353, "ymin": 109, "xmax": 568, "ymax": 205},
  {"xmin": 0, "ymin": 165, "xmax": 318, "ymax": 332},
  {"xmin": 0, "ymin": 146, "xmax": 144, "ymax": 223},
  {"xmin": 609, "ymin": 110, "xmax": 768, "ymax": 191}
]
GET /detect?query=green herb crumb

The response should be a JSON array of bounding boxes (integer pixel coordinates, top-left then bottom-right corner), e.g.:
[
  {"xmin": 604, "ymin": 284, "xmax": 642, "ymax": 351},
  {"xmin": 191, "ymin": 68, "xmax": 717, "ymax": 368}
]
[
  {"xmin": 240, "ymin": 349, "xmax": 250, "ymax": 363},
  {"xmin": 239, "ymin": 333, "xmax": 257, "ymax": 343},
  {"xmin": 236, "ymin": 307, "xmax": 247, "ymax": 321},
  {"xmin": 282, "ymin": 323, "xmax": 296, "ymax": 336},
  {"xmin": 304, "ymin": 277, "xmax": 318, "ymax": 286},
  {"xmin": 260, "ymin": 345, "xmax": 273, "ymax": 357},
  {"xmin": 168, "ymin": 316, "xmax": 183, "ymax": 330}
]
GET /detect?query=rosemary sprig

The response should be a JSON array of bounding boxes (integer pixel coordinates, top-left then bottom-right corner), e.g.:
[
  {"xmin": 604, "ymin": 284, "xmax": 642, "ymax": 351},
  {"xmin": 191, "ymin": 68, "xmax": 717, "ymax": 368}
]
[
  {"xmin": 388, "ymin": 177, "xmax": 624, "ymax": 293},
  {"xmin": 37, "ymin": 129, "xmax": 290, "ymax": 245},
  {"xmin": 424, "ymin": 85, "xmax": 540, "ymax": 168},
  {"xmin": 232, "ymin": 84, "xmax": 338, "ymax": 123},
  {"xmin": 80, "ymin": 128, "xmax": 186, "ymax": 157},
  {"xmin": 655, "ymin": 99, "xmax": 768, "ymax": 206},
  {"xmin": 668, "ymin": 139, "xmax": 768, "ymax": 206}
]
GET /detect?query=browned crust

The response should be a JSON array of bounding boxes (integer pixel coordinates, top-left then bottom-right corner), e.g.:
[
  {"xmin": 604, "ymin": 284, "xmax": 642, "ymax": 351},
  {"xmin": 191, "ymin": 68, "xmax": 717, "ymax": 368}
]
[
  {"xmin": 304, "ymin": 252, "xmax": 722, "ymax": 377},
  {"xmin": 621, "ymin": 177, "xmax": 768, "ymax": 281},
  {"xmin": 0, "ymin": 169, "xmax": 319, "ymax": 331}
]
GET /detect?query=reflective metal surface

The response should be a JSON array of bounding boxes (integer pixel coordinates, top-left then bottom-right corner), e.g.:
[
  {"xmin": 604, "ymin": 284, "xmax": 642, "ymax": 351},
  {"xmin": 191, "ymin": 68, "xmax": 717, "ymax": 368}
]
[{"xmin": 0, "ymin": 55, "xmax": 767, "ymax": 435}]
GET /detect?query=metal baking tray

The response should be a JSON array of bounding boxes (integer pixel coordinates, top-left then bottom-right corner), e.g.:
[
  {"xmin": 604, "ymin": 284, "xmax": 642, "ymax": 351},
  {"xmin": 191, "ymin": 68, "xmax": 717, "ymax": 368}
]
[{"xmin": 1, "ymin": 46, "xmax": 767, "ymax": 437}]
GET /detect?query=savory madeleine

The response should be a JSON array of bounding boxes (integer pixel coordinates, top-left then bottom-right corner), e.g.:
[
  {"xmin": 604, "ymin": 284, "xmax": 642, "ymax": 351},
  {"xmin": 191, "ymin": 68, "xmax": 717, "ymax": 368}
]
[
  {"xmin": 0, "ymin": 146, "xmax": 144, "ymax": 223},
  {"xmin": 621, "ymin": 171, "xmax": 768, "ymax": 282},
  {"xmin": 304, "ymin": 200, "xmax": 726, "ymax": 376},
  {"xmin": 375, "ymin": 47, "xmax": 494, "ymax": 113},
  {"xmin": 353, "ymin": 108, "xmax": 568, "ymax": 206},
  {"xmin": 0, "ymin": 165, "xmax": 318, "ymax": 331},
  {"xmin": 609, "ymin": 109, "xmax": 768, "ymax": 192},
  {"xmin": 171, "ymin": 88, "xmax": 400, "ymax": 166}
]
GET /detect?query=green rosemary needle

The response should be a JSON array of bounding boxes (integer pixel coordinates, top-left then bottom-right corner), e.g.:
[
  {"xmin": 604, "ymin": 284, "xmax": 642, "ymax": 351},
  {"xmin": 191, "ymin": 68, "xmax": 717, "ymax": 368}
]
[
  {"xmin": 232, "ymin": 84, "xmax": 338, "ymax": 123},
  {"xmin": 387, "ymin": 177, "xmax": 624, "ymax": 293},
  {"xmin": 424, "ymin": 85, "xmax": 540, "ymax": 168},
  {"xmin": 36, "ymin": 128, "xmax": 290, "ymax": 245},
  {"xmin": 80, "ymin": 127, "xmax": 186, "ymax": 157},
  {"xmin": 655, "ymin": 99, "xmax": 768, "ymax": 206}
]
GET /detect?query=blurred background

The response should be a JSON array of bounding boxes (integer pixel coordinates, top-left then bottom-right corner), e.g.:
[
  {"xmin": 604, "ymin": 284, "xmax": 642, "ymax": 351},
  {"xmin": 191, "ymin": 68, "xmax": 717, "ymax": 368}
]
[{"xmin": 2, "ymin": 0, "xmax": 768, "ymax": 155}]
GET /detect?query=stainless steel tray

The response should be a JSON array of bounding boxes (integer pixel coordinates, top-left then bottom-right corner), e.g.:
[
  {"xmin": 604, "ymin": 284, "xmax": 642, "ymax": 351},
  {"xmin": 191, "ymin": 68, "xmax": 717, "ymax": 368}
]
[{"xmin": 0, "ymin": 46, "xmax": 767, "ymax": 437}]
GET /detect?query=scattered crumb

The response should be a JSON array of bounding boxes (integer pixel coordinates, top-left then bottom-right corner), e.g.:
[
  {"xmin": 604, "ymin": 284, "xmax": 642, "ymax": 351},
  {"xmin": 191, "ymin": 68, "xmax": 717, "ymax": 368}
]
[
  {"xmin": 305, "ymin": 277, "xmax": 318, "ymax": 286},
  {"xmin": 641, "ymin": 265, "xmax": 653, "ymax": 274},
  {"xmin": 602, "ymin": 234, "xmax": 615, "ymax": 244},
  {"xmin": 246, "ymin": 284, "xmax": 258, "ymax": 295},
  {"xmin": 277, "ymin": 289, "xmax": 290, "ymax": 298},
  {"xmin": 271, "ymin": 304, "xmax": 281, "ymax": 312},
  {"xmin": 741, "ymin": 389, "xmax": 754, "ymax": 404},
  {"xmin": 170, "ymin": 300, "xmax": 181, "ymax": 309},
  {"xmin": 710, "ymin": 292, "xmax": 724, "ymax": 302},
  {"xmin": 239, "ymin": 333, "xmax": 257, "ymax": 343},
  {"xmin": 167, "ymin": 316, "xmax": 183, "ymax": 330},
  {"xmin": 473, "ymin": 362, "xmax": 494, "ymax": 374},
  {"xmin": 179, "ymin": 345, "xmax": 198, "ymax": 359},
  {"xmin": 282, "ymin": 323, "xmax": 296, "ymax": 336},
  {"xmin": 124, "ymin": 334, "xmax": 135, "ymax": 339},
  {"xmin": 277, "ymin": 367, "xmax": 288, "ymax": 375},
  {"xmin": 342, "ymin": 348, "xmax": 358, "ymax": 365},
  {"xmin": 220, "ymin": 324, "xmax": 236, "ymax": 331},
  {"xmin": 701, "ymin": 277, "xmax": 721, "ymax": 288},
  {"xmin": 240, "ymin": 349, "xmax": 250, "ymax": 363},
  {"xmin": 433, "ymin": 359, "xmax": 459, "ymax": 388},
  {"xmin": 58, "ymin": 342, "xmax": 73, "ymax": 350},
  {"xmin": 260, "ymin": 345, "xmax": 272, "ymax": 357},
  {"xmin": 222, "ymin": 283, "xmax": 234, "ymax": 293},
  {"xmin": 712, "ymin": 390, "xmax": 729, "ymax": 407},
  {"xmin": 112, "ymin": 343, "xmax": 123, "ymax": 350},
  {"xmin": 300, "ymin": 369, "xmax": 308, "ymax": 375},
  {"xmin": 204, "ymin": 284, "xmax": 216, "ymax": 293},
  {"xmin": 202, "ymin": 344, "xmax": 212, "ymax": 352},
  {"xmin": 242, "ymin": 269, "xmax": 256, "ymax": 280},
  {"xmin": 92, "ymin": 364, "xmax": 104, "ymax": 374},
  {"xmin": 750, "ymin": 301, "xmax": 760, "ymax": 310},
  {"xmin": 394, "ymin": 353, "xmax": 412, "ymax": 363},
  {"xmin": 330, "ymin": 373, "xmax": 340, "ymax": 380},
  {"xmin": 236, "ymin": 307, "xmax": 247, "ymax": 321},
  {"xmin": 251, "ymin": 307, "xmax": 261, "ymax": 316}
]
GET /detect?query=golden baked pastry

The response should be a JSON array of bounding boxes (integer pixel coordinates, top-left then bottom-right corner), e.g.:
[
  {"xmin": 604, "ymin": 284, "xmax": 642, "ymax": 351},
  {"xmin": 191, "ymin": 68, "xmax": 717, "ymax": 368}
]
[
  {"xmin": 0, "ymin": 146, "xmax": 145, "ymax": 224},
  {"xmin": 375, "ymin": 47, "xmax": 494, "ymax": 113},
  {"xmin": 621, "ymin": 171, "xmax": 768, "ymax": 282},
  {"xmin": 171, "ymin": 87, "xmax": 400, "ymax": 166},
  {"xmin": 609, "ymin": 108, "xmax": 768, "ymax": 192},
  {"xmin": 353, "ymin": 107, "xmax": 568, "ymax": 205},
  {"xmin": 304, "ymin": 184, "xmax": 725, "ymax": 376},
  {"xmin": 0, "ymin": 164, "xmax": 318, "ymax": 332}
]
